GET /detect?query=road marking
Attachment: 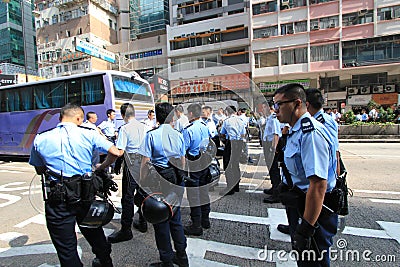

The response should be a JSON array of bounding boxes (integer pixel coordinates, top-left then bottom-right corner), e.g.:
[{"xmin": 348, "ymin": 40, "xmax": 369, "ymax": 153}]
[
  {"xmin": 369, "ymin": 198, "xmax": 400, "ymax": 204},
  {"xmin": 0, "ymin": 232, "xmax": 25, "ymax": 242},
  {"xmin": 210, "ymin": 208, "xmax": 290, "ymax": 242},
  {"xmin": 187, "ymin": 238, "xmax": 297, "ymax": 267},
  {"xmin": 0, "ymin": 193, "xmax": 21, "ymax": 208},
  {"xmin": 0, "ymin": 182, "xmax": 29, "ymax": 192},
  {"xmin": 377, "ymin": 221, "xmax": 400, "ymax": 245},
  {"xmin": 354, "ymin": 189, "xmax": 400, "ymax": 195},
  {"xmin": 0, "ymin": 170, "xmax": 24, "ymax": 174},
  {"xmin": 342, "ymin": 226, "xmax": 392, "ymax": 239}
]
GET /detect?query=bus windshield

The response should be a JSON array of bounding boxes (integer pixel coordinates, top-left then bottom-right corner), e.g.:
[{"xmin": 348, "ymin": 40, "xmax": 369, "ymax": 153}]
[{"xmin": 112, "ymin": 75, "xmax": 152, "ymax": 103}]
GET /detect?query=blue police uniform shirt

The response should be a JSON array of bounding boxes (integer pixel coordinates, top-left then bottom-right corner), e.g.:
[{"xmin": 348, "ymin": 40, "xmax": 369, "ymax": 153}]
[
  {"xmin": 202, "ymin": 117, "xmax": 218, "ymax": 138},
  {"xmin": 263, "ymin": 112, "xmax": 282, "ymax": 142},
  {"xmin": 98, "ymin": 118, "xmax": 116, "ymax": 137},
  {"xmin": 283, "ymin": 113, "xmax": 337, "ymax": 192},
  {"xmin": 29, "ymin": 122, "xmax": 113, "ymax": 178},
  {"xmin": 116, "ymin": 118, "xmax": 150, "ymax": 154},
  {"xmin": 181, "ymin": 119, "xmax": 210, "ymax": 157},
  {"xmin": 220, "ymin": 114, "xmax": 246, "ymax": 140},
  {"xmin": 139, "ymin": 124, "xmax": 185, "ymax": 168},
  {"xmin": 314, "ymin": 109, "xmax": 339, "ymax": 153}
]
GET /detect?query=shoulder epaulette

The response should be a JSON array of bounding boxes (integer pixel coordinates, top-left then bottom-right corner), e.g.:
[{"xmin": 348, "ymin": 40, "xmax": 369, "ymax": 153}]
[
  {"xmin": 272, "ymin": 113, "xmax": 277, "ymax": 118},
  {"xmin": 200, "ymin": 120, "xmax": 207, "ymax": 126},
  {"xmin": 38, "ymin": 127, "xmax": 56, "ymax": 135},
  {"xmin": 316, "ymin": 114, "xmax": 325, "ymax": 124},
  {"xmin": 301, "ymin": 117, "xmax": 315, "ymax": 133},
  {"xmin": 147, "ymin": 127, "xmax": 158, "ymax": 133},
  {"xmin": 78, "ymin": 125, "xmax": 95, "ymax": 130},
  {"xmin": 183, "ymin": 122, "xmax": 193, "ymax": 130}
]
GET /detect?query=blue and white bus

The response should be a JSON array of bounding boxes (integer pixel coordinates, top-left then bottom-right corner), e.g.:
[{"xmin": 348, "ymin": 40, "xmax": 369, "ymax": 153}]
[{"xmin": 0, "ymin": 70, "xmax": 154, "ymax": 157}]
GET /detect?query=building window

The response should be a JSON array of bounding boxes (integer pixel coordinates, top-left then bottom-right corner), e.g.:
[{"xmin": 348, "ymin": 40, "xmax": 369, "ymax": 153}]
[
  {"xmin": 294, "ymin": 21, "xmax": 307, "ymax": 33},
  {"xmin": 72, "ymin": 64, "xmax": 79, "ymax": 71},
  {"xmin": 310, "ymin": 43, "xmax": 339, "ymax": 62},
  {"xmin": 310, "ymin": 16, "xmax": 338, "ymax": 30},
  {"xmin": 377, "ymin": 5, "xmax": 400, "ymax": 21},
  {"xmin": 255, "ymin": 51, "xmax": 278, "ymax": 68},
  {"xmin": 252, "ymin": 1, "xmax": 277, "ymax": 15},
  {"xmin": 281, "ymin": 47, "xmax": 307, "ymax": 65},
  {"xmin": 52, "ymin": 15, "xmax": 58, "ymax": 24},
  {"xmin": 343, "ymin": 10, "xmax": 373, "ymax": 26},
  {"xmin": 253, "ymin": 26, "xmax": 278, "ymax": 38}
]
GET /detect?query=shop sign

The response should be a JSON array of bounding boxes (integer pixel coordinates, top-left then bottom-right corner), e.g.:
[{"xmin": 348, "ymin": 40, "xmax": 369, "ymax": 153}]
[{"xmin": 258, "ymin": 79, "xmax": 310, "ymax": 93}]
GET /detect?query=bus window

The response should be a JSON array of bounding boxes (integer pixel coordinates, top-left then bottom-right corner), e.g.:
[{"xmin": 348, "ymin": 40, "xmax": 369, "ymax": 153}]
[
  {"xmin": 112, "ymin": 75, "xmax": 152, "ymax": 102},
  {"xmin": 82, "ymin": 75, "xmax": 105, "ymax": 105},
  {"xmin": 0, "ymin": 91, "xmax": 6, "ymax": 112},
  {"xmin": 67, "ymin": 79, "xmax": 82, "ymax": 105},
  {"xmin": 51, "ymin": 82, "xmax": 66, "ymax": 108},
  {"xmin": 34, "ymin": 84, "xmax": 52, "ymax": 109},
  {"xmin": 20, "ymin": 87, "xmax": 33, "ymax": 110},
  {"xmin": 7, "ymin": 90, "xmax": 21, "ymax": 112}
]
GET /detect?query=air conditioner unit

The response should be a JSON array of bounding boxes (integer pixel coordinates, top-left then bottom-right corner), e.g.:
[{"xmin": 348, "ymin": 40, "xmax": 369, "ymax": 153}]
[
  {"xmin": 358, "ymin": 9, "xmax": 367, "ymax": 16},
  {"xmin": 210, "ymin": 28, "xmax": 215, "ymax": 32},
  {"xmin": 360, "ymin": 85, "xmax": 370, "ymax": 94},
  {"xmin": 281, "ymin": 0, "xmax": 290, "ymax": 5},
  {"xmin": 287, "ymin": 30, "xmax": 294, "ymax": 34},
  {"xmin": 311, "ymin": 25, "xmax": 320, "ymax": 30},
  {"xmin": 373, "ymin": 85, "xmax": 384, "ymax": 93},
  {"xmin": 384, "ymin": 84, "xmax": 396, "ymax": 93},
  {"xmin": 347, "ymin": 87, "xmax": 359, "ymax": 95},
  {"xmin": 328, "ymin": 23, "xmax": 336, "ymax": 28},
  {"xmin": 177, "ymin": 13, "xmax": 184, "ymax": 19},
  {"xmin": 261, "ymin": 32, "xmax": 270, "ymax": 38}
]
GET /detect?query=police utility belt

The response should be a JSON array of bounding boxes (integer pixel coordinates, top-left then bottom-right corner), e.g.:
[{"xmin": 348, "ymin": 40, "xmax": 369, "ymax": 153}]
[{"xmin": 42, "ymin": 169, "xmax": 104, "ymax": 206}]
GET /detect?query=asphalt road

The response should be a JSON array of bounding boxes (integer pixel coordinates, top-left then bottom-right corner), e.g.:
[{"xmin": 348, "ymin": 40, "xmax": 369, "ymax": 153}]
[{"xmin": 0, "ymin": 142, "xmax": 399, "ymax": 267}]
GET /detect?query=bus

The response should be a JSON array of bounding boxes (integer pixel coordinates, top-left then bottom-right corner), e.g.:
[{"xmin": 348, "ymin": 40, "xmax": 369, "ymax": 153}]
[{"xmin": 0, "ymin": 70, "xmax": 155, "ymax": 157}]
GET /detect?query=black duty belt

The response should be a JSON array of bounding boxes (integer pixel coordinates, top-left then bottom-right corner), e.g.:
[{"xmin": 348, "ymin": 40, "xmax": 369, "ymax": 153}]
[{"xmin": 45, "ymin": 169, "xmax": 81, "ymax": 181}]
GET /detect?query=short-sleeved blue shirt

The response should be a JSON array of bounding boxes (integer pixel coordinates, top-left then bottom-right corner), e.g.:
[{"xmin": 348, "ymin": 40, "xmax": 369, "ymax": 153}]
[
  {"xmin": 283, "ymin": 113, "xmax": 337, "ymax": 192},
  {"xmin": 29, "ymin": 122, "xmax": 113, "ymax": 178},
  {"xmin": 181, "ymin": 119, "xmax": 210, "ymax": 157},
  {"xmin": 263, "ymin": 113, "xmax": 282, "ymax": 142},
  {"xmin": 116, "ymin": 118, "xmax": 150, "ymax": 153},
  {"xmin": 314, "ymin": 109, "xmax": 339, "ymax": 153},
  {"xmin": 220, "ymin": 114, "xmax": 246, "ymax": 141},
  {"xmin": 98, "ymin": 118, "xmax": 116, "ymax": 137},
  {"xmin": 138, "ymin": 124, "xmax": 185, "ymax": 168}
]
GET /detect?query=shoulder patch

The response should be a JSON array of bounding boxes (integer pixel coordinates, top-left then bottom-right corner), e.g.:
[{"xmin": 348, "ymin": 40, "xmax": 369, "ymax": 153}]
[
  {"xmin": 78, "ymin": 125, "xmax": 95, "ymax": 130},
  {"xmin": 301, "ymin": 117, "xmax": 315, "ymax": 133},
  {"xmin": 315, "ymin": 114, "xmax": 325, "ymax": 124},
  {"xmin": 183, "ymin": 122, "xmax": 193, "ymax": 130},
  {"xmin": 38, "ymin": 127, "xmax": 56, "ymax": 135}
]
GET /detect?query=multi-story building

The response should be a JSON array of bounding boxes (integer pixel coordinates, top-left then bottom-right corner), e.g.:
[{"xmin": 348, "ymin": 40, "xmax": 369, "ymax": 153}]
[
  {"xmin": 166, "ymin": 0, "xmax": 253, "ymax": 107},
  {"xmin": 0, "ymin": 0, "xmax": 38, "ymax": 76},
  {"xmin": 251, "ymin": 0, "xmax": 400, "ymax": 110},
  {"xmin": 34, "ymin": 0, "xmax": 118, "ymax": 78}
]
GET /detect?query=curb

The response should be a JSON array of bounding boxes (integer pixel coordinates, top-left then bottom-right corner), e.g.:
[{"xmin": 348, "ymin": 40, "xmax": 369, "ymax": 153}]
[{"xmin": 339, "ymin": 139, "xmax": 400, "ymax": 143}]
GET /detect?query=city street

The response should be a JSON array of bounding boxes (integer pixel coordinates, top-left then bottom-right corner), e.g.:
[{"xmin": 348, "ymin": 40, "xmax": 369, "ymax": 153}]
[{"xmin": 0, "ymin": 142, "xmax": 399, "ymax": 266}]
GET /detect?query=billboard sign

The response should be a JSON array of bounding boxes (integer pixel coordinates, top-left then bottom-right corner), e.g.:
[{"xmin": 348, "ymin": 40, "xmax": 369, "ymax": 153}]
[
  {"xmin": 0, "ymin": 74, "xmax": 17, "ymax": 87},
  {"xmin": 75, "ymin": 37, "xmax": 116, "ymax": 63}
]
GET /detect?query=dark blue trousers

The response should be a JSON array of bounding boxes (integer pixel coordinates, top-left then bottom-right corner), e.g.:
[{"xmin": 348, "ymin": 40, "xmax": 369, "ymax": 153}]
[
  {"xmin": 153, "ymin": 206, "xmax": 187, "ymax": 262},
  {"xmin": 121, "ymin": 157, "xmax": 141, "ymax": 228},
  {"xmin": 186, "ymin": 168, "xmax": 211, "ymax": 225},
  {"xmin": 287, "ymin": 207, "xmax": 338, "ymax": 267},
  {"xmin": 45, "ymin": 202, "xmax": 111, "ymax": 267}
]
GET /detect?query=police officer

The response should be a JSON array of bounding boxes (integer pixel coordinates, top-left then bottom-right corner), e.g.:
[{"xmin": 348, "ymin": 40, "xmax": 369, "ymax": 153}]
[
  {"xmin": 262, "ymin": 103, "xmax": 283, "ymax": 204},
  {"xmin": 182, "ymin": 103, "xmax": 212, "ymax": 236},
  {"xmin": 108, "ymin": 103, "xmax": 150, "ymax": 243},
  {"xmin": 273, "ymin": 84, "xmax": 338, "ymax": 266},
  {"xmin": 138, "ymin": 102, "xmax": 188, "ymax": 267},
  {"xmin": 29, "ymin": 104, "xmax": 122, "ymax": 267},
  {"xmin": 202, "ymin": 105, "xmax": 220, "ymax": 149},
  {"xmin": 174, "ymin": 104, "xmax": 189, "ymax": 132},
  {"xmin": 219, "ymin": 106, "xmax": 246, "ymax": 196},
  {"xmin": 98, "ymin": 109, "xmax": 117, "ymax": 143}
]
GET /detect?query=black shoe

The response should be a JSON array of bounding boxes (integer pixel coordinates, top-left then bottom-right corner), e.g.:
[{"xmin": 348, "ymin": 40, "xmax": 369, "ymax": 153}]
[
  {"xmin": 184, "ymin": 224, "xmax": 203, "ymax": 236},
  {"xmin": 107, "ymin": 229, "xmax": 133, "ymax": 243},
  {"xmin": 219, "ymin": 188, "xmax": 234, "ymax": 196},
  {"xmin": 133, "ymin": 219, "xmax": 148, "ymax": 233},
  {"xmin": 263, "ymin": 196, "xmax": 280, "ymax": 204},
  {"xmin": 277, "ymin": 224, "xmax": 290, "ymax": 235},
  {"xmin": 92, "ymin": 257, "xmax": 113, "ymax": 267},
  {"xmin": 247, "ymin": 157, "xmax": 254, "ymax": 164},
  {"xmin": 173, "ymin": 251, "xmax": 189, "ymax": 267},
  {"xmin": 263, "ymin": 188, "xmax": 273, "ymax": 195},
  {"xmin": 201, "ymin": 220, "xmax": 211, "ymax": 229},
  {"xmin": 148, "ymin": 261, "xmax": 174, "ymax": 267}
]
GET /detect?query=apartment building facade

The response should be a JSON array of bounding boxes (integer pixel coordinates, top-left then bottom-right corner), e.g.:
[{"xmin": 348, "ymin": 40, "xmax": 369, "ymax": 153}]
[
  {"xmin": 0, "ymin": 0, "xmax": 37, "ymax": 76},
  {"xmin": 34, "ymin": 0, "xmax": 118, "ymax": 78},
  {"xmin": 251, "ymin": 0, "xmax": 400, "ymax": 110}
]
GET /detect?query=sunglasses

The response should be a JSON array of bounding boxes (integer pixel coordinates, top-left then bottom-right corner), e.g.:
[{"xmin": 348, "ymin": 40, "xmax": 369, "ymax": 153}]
[{"xmin": 273, "ymin": 99, "xmax": 297, "ymax": 111}]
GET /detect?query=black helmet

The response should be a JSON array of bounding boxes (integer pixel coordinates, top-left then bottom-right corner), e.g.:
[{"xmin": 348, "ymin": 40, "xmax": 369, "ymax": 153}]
[
  {"xmin": 141, "ymin": 192, "xmax": 179, "ymax": 224},
  {"xmin": 78, "ymin": 199, "xmax": 114, "ymax": 228}
]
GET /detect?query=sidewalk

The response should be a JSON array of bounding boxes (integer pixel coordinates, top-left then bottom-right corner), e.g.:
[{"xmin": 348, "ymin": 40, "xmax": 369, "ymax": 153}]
[{"xmin": 339, "ymin": 138, "xmax": 400, "ymax": 143}]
